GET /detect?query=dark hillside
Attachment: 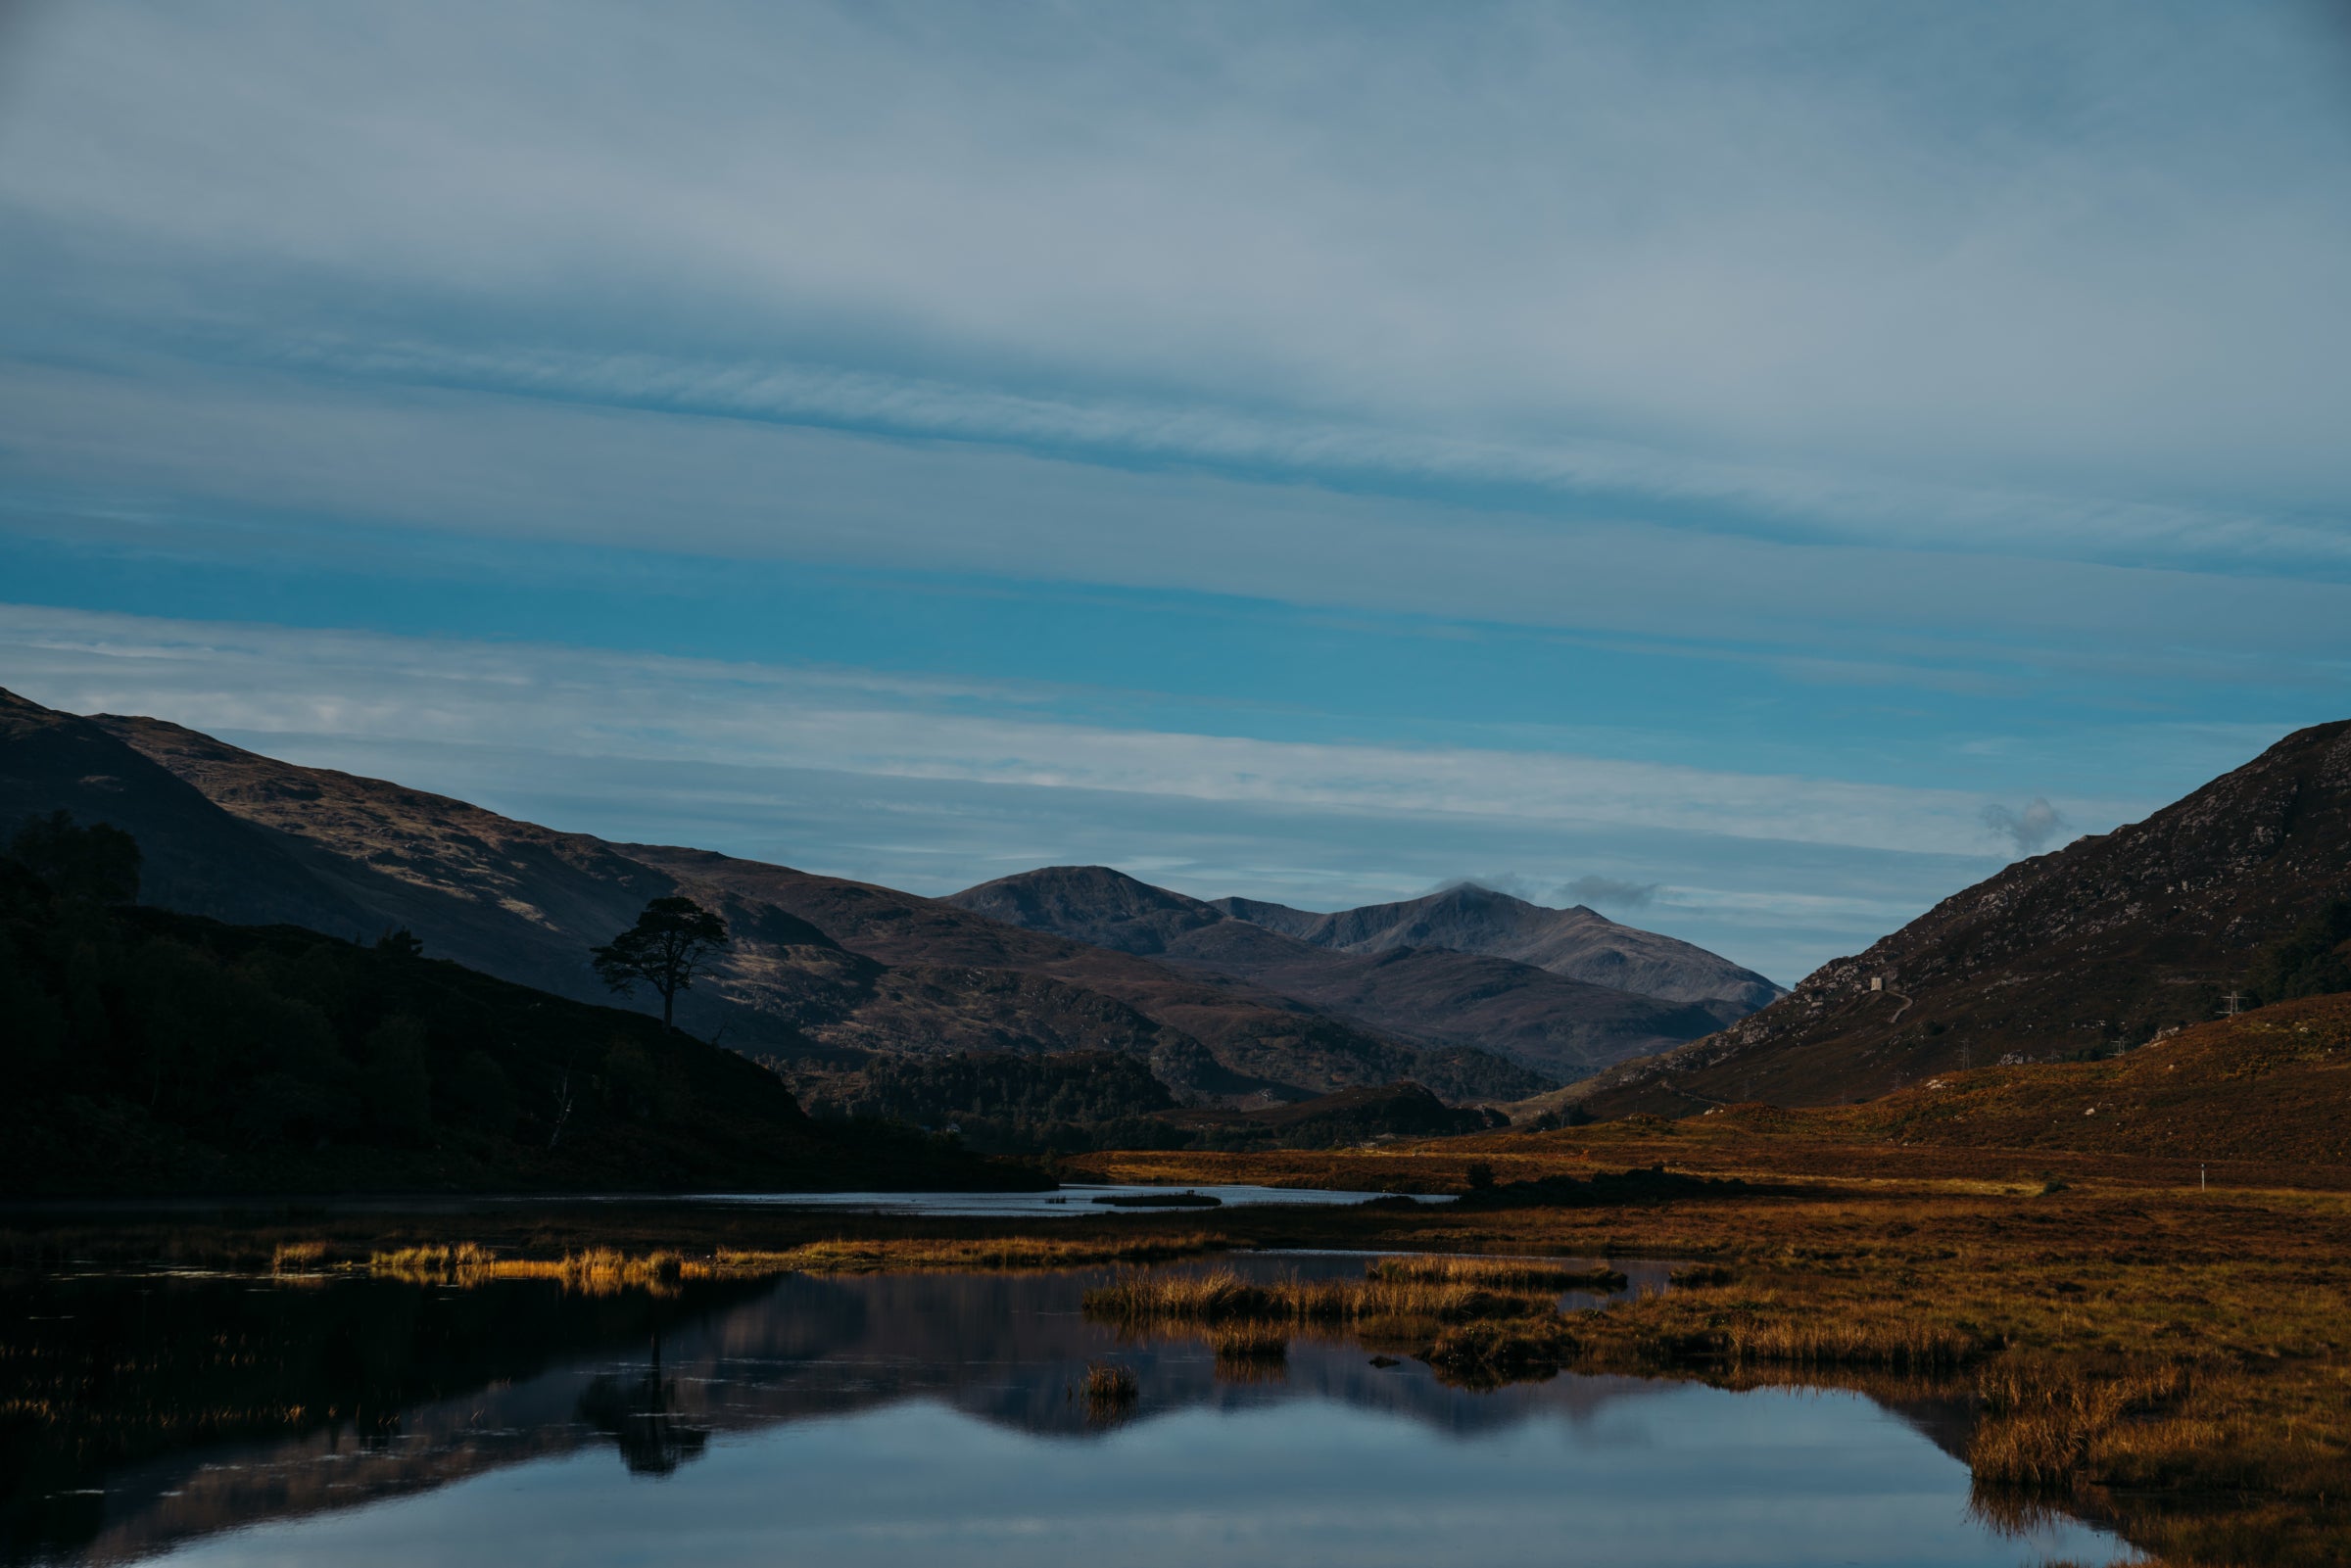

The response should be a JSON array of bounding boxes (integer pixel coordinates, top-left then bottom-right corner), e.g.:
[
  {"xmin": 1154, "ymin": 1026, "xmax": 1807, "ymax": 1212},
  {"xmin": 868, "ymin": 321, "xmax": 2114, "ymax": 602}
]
[
  {"xmin": 1577, "ymin": 719, "xmax": 2351, "ymax": 1116},
  {"xmin": 13, "ymin": 694, "xmax": 1443, "ymax": 1102},
  {"xmin": 0, "ymin": 692, "xmax": 366, "ymax": 934},
  {"xmin": 0, "ymin": 857, "xmax": 1015, "ymax": 1196}
]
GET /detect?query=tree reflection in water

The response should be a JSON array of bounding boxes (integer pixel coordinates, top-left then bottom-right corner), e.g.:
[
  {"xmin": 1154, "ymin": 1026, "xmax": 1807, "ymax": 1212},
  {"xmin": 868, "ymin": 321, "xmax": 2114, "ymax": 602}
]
[{"xmin": 574, "ymin": 1338, "xmax": 710, "ymax": 1477}]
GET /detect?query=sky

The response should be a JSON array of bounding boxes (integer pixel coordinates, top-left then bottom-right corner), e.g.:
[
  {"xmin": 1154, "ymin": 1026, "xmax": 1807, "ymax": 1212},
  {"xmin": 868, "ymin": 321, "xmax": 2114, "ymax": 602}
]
[{"xmin": 1, "ymin": 1, "xmax": 2347, "ymax": 984}]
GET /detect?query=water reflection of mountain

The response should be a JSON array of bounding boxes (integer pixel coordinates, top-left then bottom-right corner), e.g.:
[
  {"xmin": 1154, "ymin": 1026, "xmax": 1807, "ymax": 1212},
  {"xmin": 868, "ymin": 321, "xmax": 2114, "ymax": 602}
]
[{"xmin": 5, "ymin": 1259, "xmax": 1968, "ymax": 1567}]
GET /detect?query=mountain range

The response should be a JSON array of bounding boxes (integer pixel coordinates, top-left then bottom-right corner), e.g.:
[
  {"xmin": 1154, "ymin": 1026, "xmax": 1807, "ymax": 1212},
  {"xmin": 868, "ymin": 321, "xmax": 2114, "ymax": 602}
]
[
  {"xmin": 1, "ymin": 689, "xmax": 1769, "ymax": 1111},
  {"xmin": 6, "ymin": 687, "xmax": 2347, "ymax": 1138},
  {"xmin": 947, "ymin": 867, "xmax": 1773, "ymax": 1080}
]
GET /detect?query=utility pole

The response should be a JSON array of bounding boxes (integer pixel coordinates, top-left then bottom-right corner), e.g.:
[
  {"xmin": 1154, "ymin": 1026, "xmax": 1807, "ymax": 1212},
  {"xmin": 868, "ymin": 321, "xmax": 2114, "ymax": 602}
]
[{"xmin": 2221, "ymin": 991, "xmax": 2246, "ymax": 1019}]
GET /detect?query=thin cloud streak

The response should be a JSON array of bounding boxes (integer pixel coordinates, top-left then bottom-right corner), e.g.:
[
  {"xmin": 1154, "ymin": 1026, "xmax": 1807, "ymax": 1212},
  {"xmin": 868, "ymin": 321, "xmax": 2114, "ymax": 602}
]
[
  {"xmin": 4, "ymin": 361, "xmax": 2348, "ymax": 675},
  {"xmin": 0, "ymin": 602, "xmax": 2134, "ymax": 858},
  {"xmin": 233, "ymin": 336, "xmax": 2351, "ymax": 575}
]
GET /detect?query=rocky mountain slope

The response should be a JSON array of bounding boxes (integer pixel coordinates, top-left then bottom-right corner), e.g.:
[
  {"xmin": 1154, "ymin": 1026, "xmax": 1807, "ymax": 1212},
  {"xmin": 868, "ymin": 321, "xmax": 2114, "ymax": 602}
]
[
  {"xmin": 1215, "ymin": 882, "xmax": 1783, "ymax": 1013},
  {"xmin": 1573, "ymin": 718, "xmax": 2351, "ymax": 1117},
  {"xmin": 0, "ymin": 689, "xmax": 1529, "ymax": 1105},
  {"xmin": 948, "ymin": 866, "xmax": 1735, "ymax": 1080}
]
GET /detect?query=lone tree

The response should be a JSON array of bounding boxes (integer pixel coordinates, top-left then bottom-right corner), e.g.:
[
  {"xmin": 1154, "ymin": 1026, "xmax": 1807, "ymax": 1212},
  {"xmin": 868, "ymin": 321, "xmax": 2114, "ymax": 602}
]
[{"xmin": 590, "ymin": 896, "xmax": 730, "ymax": 1031}]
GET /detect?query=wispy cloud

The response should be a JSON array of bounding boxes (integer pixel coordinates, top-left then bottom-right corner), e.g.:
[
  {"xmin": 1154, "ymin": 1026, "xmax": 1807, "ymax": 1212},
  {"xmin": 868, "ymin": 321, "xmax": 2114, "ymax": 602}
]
[
  {"xmin": 0, "ymin": 602, "xmax": 2132, "ymax": 859},
  {"xmin": 6, "ymin": 360, "xmax": 2349, "ymax": 681},
  {"xmin": 1560, "ymin": 875, "xmax": 1660, "ymax": 910},
  {"xmin": 188, "ymin": 335, "xmax": 2348, "ymax": 578}
]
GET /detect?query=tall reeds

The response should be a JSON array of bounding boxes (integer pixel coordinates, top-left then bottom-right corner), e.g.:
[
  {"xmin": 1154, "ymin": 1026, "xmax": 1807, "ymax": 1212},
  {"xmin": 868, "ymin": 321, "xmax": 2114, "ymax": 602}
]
[
  {"xmin": 1081, "ymin": 1266, "xmax": 1559, "ymax": 1328},
  {"xmin": 360, "ymin": 1231, "xmax": 1231, "ymax": 1294},
  {"xmin": 1968, "ymin": 1356, "xmax": 2190, "ymax": 1490},
  {"xmin": 1365, "ymin": 1256, "xmax": 1626, "ymax": 1292},
  {"xmin": 369, "ymin": 1245, "xmax": 685, "ymax": 1297}
]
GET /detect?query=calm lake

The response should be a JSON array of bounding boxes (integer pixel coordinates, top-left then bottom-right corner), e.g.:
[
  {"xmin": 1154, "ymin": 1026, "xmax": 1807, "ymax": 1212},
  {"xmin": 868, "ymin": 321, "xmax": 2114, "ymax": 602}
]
[{"xmin": 6, "ymin": 1252, "xmax": 2134, "ymax": 1568}]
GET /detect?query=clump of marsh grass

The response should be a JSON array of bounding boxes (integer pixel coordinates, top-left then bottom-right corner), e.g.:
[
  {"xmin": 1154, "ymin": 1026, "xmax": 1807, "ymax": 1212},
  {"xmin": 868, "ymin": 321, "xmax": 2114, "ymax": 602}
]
[
  {"xmin": 1968, "ymin": 1356, "xmax": 2190, "ymax": 1490},
  {"xmin": 1082, "ymin": 1360, "xmax": 1140, "ymax": 1421},
  {"xmin": 269, "ymin": 1241, "xmax": 329, "ymax": 1273},
  {"xmin": 1713, "ymin": 1306, "xmax": 1982, "ymax": 1371},
  {"xmin": 1424, "ymin": 1316, "xmax": 1581, "ymax": 1388},
  {"xmin": 1366, "ymin": 1256, "xmax": 1625, "ymax": 1293},
  {"xmin": 1081, "ymin": 1266, "xmax": 1557, "ymax": 1329},
  {"xmin": 713, "ymin": 1233, "xmax": 1224, "ymax": 1276},
  {"xmin": 369, "ymin": 1245, "xmax": 685, "ymax": 1297},
  {"xmin": 362, "ymin": 1232, "xmax": 1232, "ymax": 1296}
]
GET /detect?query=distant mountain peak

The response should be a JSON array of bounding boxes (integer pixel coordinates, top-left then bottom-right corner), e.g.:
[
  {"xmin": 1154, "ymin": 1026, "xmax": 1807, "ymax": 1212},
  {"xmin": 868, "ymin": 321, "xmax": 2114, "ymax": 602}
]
[
  {"xmin": 1209, "ymin": 882, "xmax": 1781, "ymax": 1013},
  {"xmin": 949, "ymin": 865, "xmax": 1224, "ymax": 955}
]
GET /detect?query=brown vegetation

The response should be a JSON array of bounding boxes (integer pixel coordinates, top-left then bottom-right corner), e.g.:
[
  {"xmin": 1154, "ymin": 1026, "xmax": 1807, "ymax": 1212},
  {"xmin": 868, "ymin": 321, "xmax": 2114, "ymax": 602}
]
[
  {"xmin": 1082, "ymin": 1265, "xmax": 1559, "ymax": 1331},
  {"xmin": 362, "ymin": 1231, "xmax": 1232, "ymax": 1294},
  {"xmin": 1061, "ymin": 1133, "xmax": 2348, "ymax": 1566}
]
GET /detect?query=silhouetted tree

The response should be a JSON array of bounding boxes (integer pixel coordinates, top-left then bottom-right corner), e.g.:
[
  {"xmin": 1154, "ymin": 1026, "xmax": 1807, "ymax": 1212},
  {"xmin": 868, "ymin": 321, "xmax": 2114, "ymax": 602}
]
[
  {"xmin": 9, "ymin": 811, "xmax": 140, "ymax": 903},
  {"xmin": 590, "ymin": 896, "xmax": 729, "ymax": 1031}
]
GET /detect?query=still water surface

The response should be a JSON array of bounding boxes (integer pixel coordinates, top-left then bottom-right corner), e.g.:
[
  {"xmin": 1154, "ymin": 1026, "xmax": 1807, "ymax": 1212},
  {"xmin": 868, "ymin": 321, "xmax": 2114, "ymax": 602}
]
[{"xmin": 13, "ymin": 1255, "xmax": 2131, "ymax": 1568}]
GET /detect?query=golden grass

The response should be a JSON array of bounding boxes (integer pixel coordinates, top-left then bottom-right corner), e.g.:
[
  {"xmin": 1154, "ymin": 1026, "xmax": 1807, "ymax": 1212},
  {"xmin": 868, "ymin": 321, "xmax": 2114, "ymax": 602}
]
[
  {"xmin": 268, "ymin": 1240, "xmax": 328, "ymax": 1272},
  {"xmin": 370, "ymin": 1245, "xmax": 686, "ymax": 1296},
  {"xmin": 1060, "ymin": 1140, "xmax": 2351, "ymax": 1564},
  {"xmin": 1082, "ymin": 1266, "xmax": 1557, "ymax": 1329},
  {"xmin": 1640, "ymin": 1291, "xmax": 1986, "ymax": 1371},
  {"xmin": 1363, "ymin": 1256, "xmax": 1625, "ymax": 1292},
  {"xmin": 361, "ymin": 1231, "xmax": 1232, "ymax": 1294},
  {"xmin": 1968, "ymin": 1356, "xmax": 2191, "ymax": 1489}
]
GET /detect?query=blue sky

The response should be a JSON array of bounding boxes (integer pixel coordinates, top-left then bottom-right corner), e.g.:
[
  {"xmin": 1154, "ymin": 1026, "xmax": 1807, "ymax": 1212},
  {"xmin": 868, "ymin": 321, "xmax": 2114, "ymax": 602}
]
[{"xmin": 2, "ymin": 2, "xmax": 2346, "ymax": 982}]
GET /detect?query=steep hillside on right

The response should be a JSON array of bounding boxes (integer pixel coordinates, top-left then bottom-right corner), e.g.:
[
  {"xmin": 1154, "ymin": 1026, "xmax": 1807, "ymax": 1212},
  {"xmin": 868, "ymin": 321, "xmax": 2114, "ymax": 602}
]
[{"xmin": 1576, "ymin": 718, "xmax": 2351, "ymax": 1117}]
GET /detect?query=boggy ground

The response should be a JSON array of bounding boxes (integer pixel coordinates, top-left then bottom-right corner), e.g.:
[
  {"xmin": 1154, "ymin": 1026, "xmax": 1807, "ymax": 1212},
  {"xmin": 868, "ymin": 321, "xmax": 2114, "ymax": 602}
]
[{"xmin": 1064, "ymin": 1134, "xmax": 2349, "ymax": 1568}]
